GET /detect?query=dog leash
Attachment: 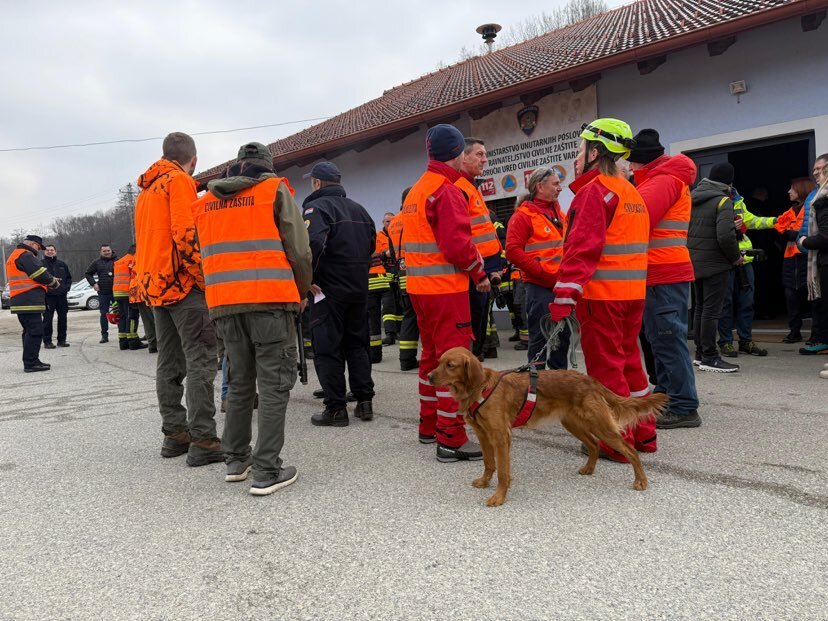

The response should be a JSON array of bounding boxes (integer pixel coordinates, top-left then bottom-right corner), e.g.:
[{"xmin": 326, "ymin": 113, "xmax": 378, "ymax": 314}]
[{"xmin": 538, "ymin": 314, "xmax": 581, "ymax": 369}]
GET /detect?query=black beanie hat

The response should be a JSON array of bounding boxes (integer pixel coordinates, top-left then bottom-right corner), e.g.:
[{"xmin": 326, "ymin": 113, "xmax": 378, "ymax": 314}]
[
  {"xmin": 709, "ymin": 162, "xmax": 735, "ymax": 185},
  {"xmin": 426, "ymin": 124, "xmax": 465, "ymax": 162},
  {"xmin": 628, "ymin": 129, "xmax": 665, "ymax": 164}
]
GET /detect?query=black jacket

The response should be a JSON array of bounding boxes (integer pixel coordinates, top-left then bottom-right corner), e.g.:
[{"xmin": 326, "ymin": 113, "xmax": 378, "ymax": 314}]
[
  {"xmin": 43, "ymin": 256, "xmax": 72, "ymax": 297},
  {"xmin": 801, "ymin": 195, "xmax": 828, "ymax": 267},
  {"xmin": 84, "ymin": 253, "xmax": 117, "ymax": 294},
  {"xmin": 688, "ymin": 179, "xmax": 741, "ymax": 279},
  {"xmin": 303, "ymin": 185, "xmax": 375, "ymax": 302}
]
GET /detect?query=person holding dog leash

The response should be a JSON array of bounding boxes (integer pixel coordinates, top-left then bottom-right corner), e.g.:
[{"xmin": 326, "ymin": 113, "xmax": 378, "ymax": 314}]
[{"xmin": 548, "ymin": 118, "xmax": 657, "ymax": 462}]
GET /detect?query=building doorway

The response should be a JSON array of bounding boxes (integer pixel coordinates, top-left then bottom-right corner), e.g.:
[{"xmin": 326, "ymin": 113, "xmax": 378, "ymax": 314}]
[{"xmin": 686, "ymin": 132, "xmax": 815, "ymax": 320}]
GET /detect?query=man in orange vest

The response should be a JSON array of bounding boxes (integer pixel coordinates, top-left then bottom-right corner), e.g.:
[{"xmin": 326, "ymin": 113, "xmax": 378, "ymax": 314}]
[
  {"xmin": 386, "ymin": 191, "xmax": 420, "ymax": 371},
  {"xmin": 457, "ymin": 137, "xmax": 504, "ymax": 361},
  {"xmin": 6, "ymin": 234, "xmax": 62, "ymax": 372},
  {"xmin": 379, "ymin": 211, "xmax": 403, "ymax": 345},
  {"xmin": 402, "ymin": 124, "xmax": 491, "ymax": 461},
  {"xmin": 367, "ymin": 216, "xmax": 391, "ymax": 363},
  {"xmin": 193, "ymin": 142, "xmax": 311, "ymax": 495},
  {"xmin": 628, "ymin": 129, "xmax": 700, "ymax": 429},
  {"xmin": 113, "ymin": 244, "xmax": 148, "ymax": 351},
  {"xmin": 548, "ymin": 118, "xmax": 657, "ymax": 462},
  {"xmin": 134, "ymin": 132, "xmax": 222, "ymax": 467}
]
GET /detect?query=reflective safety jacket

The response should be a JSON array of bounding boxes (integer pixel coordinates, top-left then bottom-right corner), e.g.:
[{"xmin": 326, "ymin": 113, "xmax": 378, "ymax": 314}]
[
  {"xmin": 113, "ymin": 253, "xmax": 134, "ymax": 299},
  {"xmin": 401, "ymin": 163, "xmax": 486, "ymax": 295},
  {"xmin": 369, "ymin": 230, "xmax": 391, "ymax": 291},
  {"xmin": 193, "ymin": 177, "xmax": 300, "ymax": 309},
  {"xmin": 6, "ymin": 245, "xmax": 55, "ymax": 313},
  {"xmin": 554, "ymin": 170, "xmax": 649, "ymax": 305},
  {"xmin": 732, "ymin": 195, "xmax": 777, "ymax": 264},
  {"xmin": 455, "ymin": 175, "xmax": 501, "ymax": 259},
  {"xmin": 505, "ymin": 199, "xmax": 566, "ymax": 288}
]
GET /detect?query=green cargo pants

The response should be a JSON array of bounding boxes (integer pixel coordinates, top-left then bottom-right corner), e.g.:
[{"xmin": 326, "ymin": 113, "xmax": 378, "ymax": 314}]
[
  {"xmin": 153, "ymin": 289, "xmax": 218, "ymax": 454},
  {"xmin": 216, "ymin": 309, "xmax": 298, "ymax": 481}
]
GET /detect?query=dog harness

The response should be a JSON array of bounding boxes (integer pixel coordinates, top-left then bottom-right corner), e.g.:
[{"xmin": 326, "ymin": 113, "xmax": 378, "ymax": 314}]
[{"xmin": 467, "ymin": 365, "xmax": 539, "ymax": 428}]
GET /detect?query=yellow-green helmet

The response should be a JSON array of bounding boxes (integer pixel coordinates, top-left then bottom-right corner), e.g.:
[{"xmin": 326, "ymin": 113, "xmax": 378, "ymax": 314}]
[{"xmin": 580, "ymin": 118, "xmax": 636, "ymax": 159}]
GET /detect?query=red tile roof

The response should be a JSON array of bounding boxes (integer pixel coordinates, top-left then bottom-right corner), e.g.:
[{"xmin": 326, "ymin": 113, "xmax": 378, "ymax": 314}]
[{"xmin": 199, "ymin": 0, "xmax": 811, "ymax": 179}]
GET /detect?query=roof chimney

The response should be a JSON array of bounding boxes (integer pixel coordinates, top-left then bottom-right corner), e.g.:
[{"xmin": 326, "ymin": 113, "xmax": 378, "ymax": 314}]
[{"xmin": 476, "ymin": 23, "xmax": 502, "ymax": 53}]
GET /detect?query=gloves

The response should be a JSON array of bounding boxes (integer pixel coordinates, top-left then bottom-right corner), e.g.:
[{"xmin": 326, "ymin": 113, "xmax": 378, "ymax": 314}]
[
  {"xmin": 48, "ymin": 277, "xmax": 60, "ymax": 289},
  {"xmin": 548, "ymin": 302, "xmax": 573, "ymax": 322},
  {"xmin": 773, "ymin": 210, "xmax": 795, "ymax": 233}
]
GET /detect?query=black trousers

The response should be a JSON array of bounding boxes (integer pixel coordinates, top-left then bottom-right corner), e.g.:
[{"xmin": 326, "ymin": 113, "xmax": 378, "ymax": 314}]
[
  {"xmin": 398, "ymin": 291, "xmax": 420, "ymax": 362},
  {"xmin": 310, "ymin": 295, "xmax": 375, "ymax": 410},
  {"xmin": 98, "ymin": 292, "xmax": 113, "ymax": 336},
  {"xmin": 17, "ymin": 313, "xmax": 44, "ymax": 368},
  {"xmin": 43, "ymin": 296, "xmax": 68, "ymax": 344},
  {"xmin": 367, "ymin": 290, "xmax": 384, "ymax": 363},
  {"xmin": 693, "ymin": 271, "xmax": 730, "ymax": 361},
  {"xmin": 381, "ymin": 282, "xmax": 401, "ymax": 337},
  {"xmin": 469, "ymin": 284, "xmax": 489, "ymax": 357}
]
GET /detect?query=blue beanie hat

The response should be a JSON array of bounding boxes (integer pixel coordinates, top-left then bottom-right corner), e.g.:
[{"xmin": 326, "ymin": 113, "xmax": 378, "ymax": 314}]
[{"xmin": 426, "ymin": 124, "xmax": 465, "ymax": 162}]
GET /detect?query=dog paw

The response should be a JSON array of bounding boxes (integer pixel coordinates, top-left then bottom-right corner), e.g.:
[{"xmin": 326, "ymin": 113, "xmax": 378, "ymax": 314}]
[
  {"xmin": 486, "ymin": 493, "xmax": 506, "ymax": 507},
  {"xmin": 633, "ymin": 479, "xmax": 648, "ymax": 491},
  {"xmin": 578, "ymin": 465, "xmax": 595, "ymax": 476},
  {"xmin": 472, "ymin": 477, "xmax": 490, "ymax": 488}
]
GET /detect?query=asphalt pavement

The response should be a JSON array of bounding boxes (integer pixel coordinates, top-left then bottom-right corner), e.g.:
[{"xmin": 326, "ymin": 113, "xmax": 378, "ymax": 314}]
[{"xmin": 0, "ymin": 308, "xmax": 826, "ymax": 621}]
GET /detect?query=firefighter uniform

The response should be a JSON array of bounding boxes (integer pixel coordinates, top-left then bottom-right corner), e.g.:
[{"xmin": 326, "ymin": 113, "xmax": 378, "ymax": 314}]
[
  {"xmin": 113, "ymin": 250, "xmax": 146, "ymax": 351},
  {"xmin": 6, "ymin": 237, "xmax": 60, "ymax": 372},
  {"xmin": 387, "ymin": 211, "xmax": 420, "ymax": 370},
  {"xmin": 367, "ymin": 230, "xmax": 391, "ymax": 363}
]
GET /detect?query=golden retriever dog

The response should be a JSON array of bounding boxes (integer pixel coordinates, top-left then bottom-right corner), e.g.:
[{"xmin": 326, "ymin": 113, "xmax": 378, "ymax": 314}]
[{"xmin": 429, "ymin": 347, "xmax": 667, "ymax": 506}]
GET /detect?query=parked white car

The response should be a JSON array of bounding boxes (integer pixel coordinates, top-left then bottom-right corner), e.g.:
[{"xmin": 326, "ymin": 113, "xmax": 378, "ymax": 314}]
[{"xmin": 67, "ymin": 280, "xmax": 100, "ymax": 310}]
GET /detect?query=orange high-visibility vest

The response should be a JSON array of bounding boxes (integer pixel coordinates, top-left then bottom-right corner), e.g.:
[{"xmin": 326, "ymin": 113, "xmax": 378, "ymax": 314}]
[
  {"xmin": 192, "ymin": 177, "xmax": 300, "ymax": 309},
  {"xmin": 401, "ymin": 170, "xmax": 469, "ymax": 295},
  {"xmin": 582, "ymin": 174, "xmax": 649, "ymax": 301},
  {"xmin": 6, "ymin": 248, "xmax": 46, "ymax": 299},
  {"xmin": 113, "ymin": 253, "xmax": 134, "ymax": 298},
  {"xmin": 455, "ymin": 176, "xmax": 501, "ymax": 259},
  {"xmin": 369, "ymin": 231, "xmax": 389, "ymax": 275},
  {"xmin": 641, "ymin": 175, "xmax": 691, "ymax": 267},
  {"xmin": 515, "ymin": 202, "xmax": 566, "ymax": 279},
  {"xmin": 782, "ymin": 207, "xmax": 805, "ymax": 259}
]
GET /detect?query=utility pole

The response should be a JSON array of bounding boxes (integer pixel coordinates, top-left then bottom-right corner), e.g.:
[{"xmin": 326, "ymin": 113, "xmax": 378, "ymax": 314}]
[{"xmin": 120, "ymin": 183, "xmax": 137, "ymax": 240}]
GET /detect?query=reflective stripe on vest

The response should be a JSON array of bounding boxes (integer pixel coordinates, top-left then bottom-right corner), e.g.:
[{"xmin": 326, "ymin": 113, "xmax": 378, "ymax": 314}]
[
  {"xmin": 193, "ymin": 177, "xmax": 300, "ymax": 308},
  {"xmin": 5, "ymin": 248, "xmax": 47, "ymax": 299},
  {"xmin": 639, "ymin": 175, "xmax": 691, "ymax": 267},
  {"xmin": 582, "ymin": 175, "xmax": 649, "ymax": 301},
  {"xmin": 401, "ymin": 171, "xmax": 468, "ymax": 295},
  {"xmin": 113, "ymin": 253, "xmax": 134, "ymax": 297},
  {"xmin": 515, "ymin": 202, "xmax": 566, "ymax": 279},
  {"xmin": 455, "ymin": 176, "xmax": 501, "ymax": 259}
]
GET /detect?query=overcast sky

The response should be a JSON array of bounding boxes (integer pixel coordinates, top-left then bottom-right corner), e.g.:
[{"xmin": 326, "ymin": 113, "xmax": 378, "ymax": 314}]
[{"xmin": 0, "ymin": 0, "xmax": 624, "ymax": 238}]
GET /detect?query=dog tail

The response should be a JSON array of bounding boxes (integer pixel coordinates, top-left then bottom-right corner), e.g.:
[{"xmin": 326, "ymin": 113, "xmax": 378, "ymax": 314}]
[{"xmin": 605, "ymin": 391, "xmax": 668, "ymax": 429}]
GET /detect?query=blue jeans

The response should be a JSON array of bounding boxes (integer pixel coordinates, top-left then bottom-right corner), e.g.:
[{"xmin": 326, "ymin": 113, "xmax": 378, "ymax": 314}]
[
  {"xmin": 525, "ymin": 282, "xmax": 569, "ymax": 369},
  {"xmin": 718, "ymin": 264, "xmax": 754, "ymax": 344},
  {"xmin": 644, "ymin": 282, "xmax": 699, "ymax": 415}
]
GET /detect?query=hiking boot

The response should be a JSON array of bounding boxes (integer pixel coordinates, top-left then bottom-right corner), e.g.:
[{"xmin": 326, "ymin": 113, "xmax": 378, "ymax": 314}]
[
  {"xmin": 782, "ymin": 332, "xmax": 802, "ymax": 344},
  {"xmin": 311, "ymin": 408, "xmax": 349, "ymax": 427},
  {"xmin": 719, "ymin": 343, "xmax": 738, "ymax": 357},
  {"xmin": 370, "ymin": 353, "xmax": 383, "ymax": 365},
  {"xmin": 57, "ymin": 341, "xmax": 70, "ymax": 348},
  {"xmin": 656, "ymin": 410, "xmax": 702, "ymax": 429},
  {"xmin": 699, "ymin": 357, "xmax": 739, "ymax": 373},
  {"xmin": 43, "ymin": 341, "xmax": 56, "ymax": 349},
  {"xmin": 419, "ymin": 433, "xmax": 437, "ymax": 444},
  {"xmin": 484, "ymin": 349, "xmax": 498, "ymax": 359},
  {"xmin": 514, "ymin": 341, "xmax": 528, "ymax": 351},
  {"xmin": 508, "ymin": 331, "xmax": 520, "ymax": 342},
  {"xmin": 225, "ymin": 458, "xmax": 253, "ymax": 482},
  {"xmin": 119, "ymin": 340, "xmax": 130, "ymax": 351},
  {"xmin": 739, "ymin": 340, "xmax": 767, "ymax": 357},
  {"xmin": 34, "ymin": 360, "xmax": 50, "ymax": 368},
  {"xmin": 400, "ymin": 359, "xmax": 419, "ymax": 371},
  {"xmin": 312, "ymin": 388, "xmax": 325, "ymax": 399},
  {"xmin": 148, "ymin": 346, "xmax": 158, "ymax": 353},
  {"xmin": 24, "ymin": 363, "xmax": 51, "ymax": 373},
  {"xmin": 99, "ymin": 335, "xmax": 109, "ymax": 343},
  {"xmin": 436, "ymin": 441, "xmax": 483, "ymax": 462},
  {"xmin": 186, "ymin": 437, "xmax": 224, "ymax": 467},
  {"xmin": 354, "ymin": 401, "xmax": 373, "ymax": 421},
  {"xmin": 799, "ymin": 343, "xmax": 828, "ymax": 355},
  {"xmin": 160, "ymin": 431, "xmax": 191, "ymax": 458},
  {"xmin": 249, "ymin": 466, "xmax": 298, "ymax": 496},
  {"xmin": 382, "ymin": 335, "xmax": 396, "ymax": 346},
  {"xmin": 129, "ymin": 339, "xmax": 148, "ymax": 350}
]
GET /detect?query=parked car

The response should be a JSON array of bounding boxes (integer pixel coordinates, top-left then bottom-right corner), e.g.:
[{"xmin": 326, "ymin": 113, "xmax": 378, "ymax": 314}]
[
  {"xmin": 67, "ymin": 280, "xmax": 100, "ymax": 310},
  {"xmin": 1, "ymin": 283, "xmax": 9, "ymax": 309}
]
